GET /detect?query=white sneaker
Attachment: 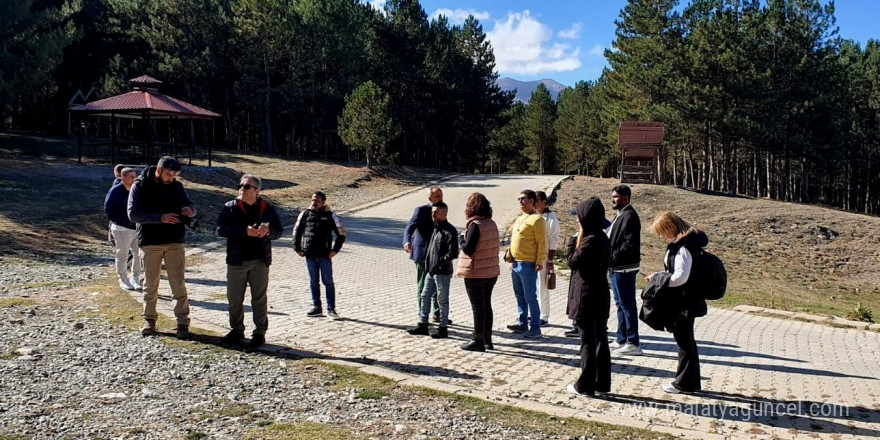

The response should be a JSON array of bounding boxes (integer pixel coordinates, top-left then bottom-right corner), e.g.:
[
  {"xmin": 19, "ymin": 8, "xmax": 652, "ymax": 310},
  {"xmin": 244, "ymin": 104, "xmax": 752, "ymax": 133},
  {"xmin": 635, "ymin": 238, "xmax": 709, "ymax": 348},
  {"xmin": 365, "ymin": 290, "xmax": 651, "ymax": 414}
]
[
  {"xmin": 119, "ymin": 280, "xmax": 135, "ymax": 291},
  {"xmin": 131, "ymin": 281, "xmax": 143, "ymax": 291},
  {"xmin": 661, "ymin": 382, "xmax": 683, "ymax": 394},
  {"xmin": 615, "ymin": 343, "xmax": 643, "ymax": 355},
  {"xmin": 566, "ymin": 383, "xmax": 581, "ymax": 396},
  {"xmin": 608, "ymin": 340, "xmax": 623, "ymax": 349}
]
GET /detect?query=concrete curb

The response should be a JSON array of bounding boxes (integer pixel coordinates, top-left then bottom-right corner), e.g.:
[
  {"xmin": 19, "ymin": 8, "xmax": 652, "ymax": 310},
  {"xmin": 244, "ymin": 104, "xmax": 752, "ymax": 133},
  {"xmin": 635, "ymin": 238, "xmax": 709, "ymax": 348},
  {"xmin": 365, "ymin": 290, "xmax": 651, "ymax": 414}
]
[{"xmin": 732, "ymin": 304, "xmax": 876, "ymax": 331}]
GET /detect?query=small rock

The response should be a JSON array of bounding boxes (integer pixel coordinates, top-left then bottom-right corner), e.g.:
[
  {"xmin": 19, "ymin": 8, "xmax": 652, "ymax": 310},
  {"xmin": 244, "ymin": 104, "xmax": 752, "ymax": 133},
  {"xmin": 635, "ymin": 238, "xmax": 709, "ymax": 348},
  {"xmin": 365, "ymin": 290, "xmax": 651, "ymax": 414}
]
[
  {"xmin": 15, "ymin": 347, "xmax": 36, "ymax": 356},
  {"xmin": 98, "ymin": 393, "xmax": 127, "ymax": 400},
  {"xmin": 73, "ymin": 322, "xmax": 84, "ymax": 330}
]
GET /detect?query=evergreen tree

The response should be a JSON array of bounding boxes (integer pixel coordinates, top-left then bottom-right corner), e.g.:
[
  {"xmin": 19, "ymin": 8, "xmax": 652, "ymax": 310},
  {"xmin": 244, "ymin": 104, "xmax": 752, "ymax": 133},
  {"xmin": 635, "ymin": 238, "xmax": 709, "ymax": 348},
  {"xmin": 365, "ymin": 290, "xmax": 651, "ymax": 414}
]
[
  {"xmin": 338, "ymin": 81, "xmax": 400, "ymax": 169},
  {"xmin": 555, "ymin": 82, "xmax": 592, "ymax": 175},
  {"xmin": 0, "ymin": 0, "xmax": 79, "ymax": 130},
  {"xmin": 523, "ymin": 84, "xmax": 557, "ymax": 174}
]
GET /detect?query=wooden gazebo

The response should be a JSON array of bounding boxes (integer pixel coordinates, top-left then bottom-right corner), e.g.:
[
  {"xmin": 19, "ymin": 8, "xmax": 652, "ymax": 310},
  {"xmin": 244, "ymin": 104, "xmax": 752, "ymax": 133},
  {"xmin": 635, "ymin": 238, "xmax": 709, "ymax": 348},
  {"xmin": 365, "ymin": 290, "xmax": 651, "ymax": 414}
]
[
  {"xmin": 618, "ymin": 121, "xmax": 666, "ymax": 184},
  {"xmin": 69, "ymin": 75, "xmax": 221, "ymax": 165}
]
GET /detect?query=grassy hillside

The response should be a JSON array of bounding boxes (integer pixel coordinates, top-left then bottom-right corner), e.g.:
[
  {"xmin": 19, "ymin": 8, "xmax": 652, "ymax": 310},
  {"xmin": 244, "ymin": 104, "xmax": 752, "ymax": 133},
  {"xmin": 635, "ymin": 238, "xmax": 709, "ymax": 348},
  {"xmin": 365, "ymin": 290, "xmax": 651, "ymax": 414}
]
[
  {"xmin": 554, "ymin": 176, "xmax": 880, "ymax": 320},
  {"xmin": 0, "ymin": 133, "xmax": 443, "ymax": 259}
]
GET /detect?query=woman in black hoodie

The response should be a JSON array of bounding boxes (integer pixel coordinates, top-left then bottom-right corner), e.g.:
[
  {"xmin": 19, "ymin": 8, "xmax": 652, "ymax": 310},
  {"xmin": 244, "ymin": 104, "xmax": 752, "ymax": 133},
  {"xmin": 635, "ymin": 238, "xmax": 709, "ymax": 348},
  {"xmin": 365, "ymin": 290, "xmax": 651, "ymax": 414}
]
[
  {"xmin": 647, "ymin": 211, "xmax": 708, "ymax": 393},
  {"xmin": 565, "ymin": 197, "xmax": 612, "ymax": 397}
]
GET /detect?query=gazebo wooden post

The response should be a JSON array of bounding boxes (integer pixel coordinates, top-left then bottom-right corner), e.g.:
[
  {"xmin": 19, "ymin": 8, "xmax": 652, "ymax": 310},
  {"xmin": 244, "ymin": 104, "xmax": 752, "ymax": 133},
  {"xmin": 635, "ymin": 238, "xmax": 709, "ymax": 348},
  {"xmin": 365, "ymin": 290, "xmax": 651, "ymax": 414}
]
[
  {"xmin": 110, "ymin": 113, "xmax": 117, "ymax": 164},
  {"xmin": 188, "ymin": 119, "xmax": 195, "ymax": 166},
  {"xmin": 209, "ymin": 120, "xmax": 213, "ymax": 167},
  {"xmin": 76, "ymin": 116, "xmax": 83, "ymax": 164},
  {"xmin": 146, "ymin": 111, "xmax": 153, "ymax": 163}
]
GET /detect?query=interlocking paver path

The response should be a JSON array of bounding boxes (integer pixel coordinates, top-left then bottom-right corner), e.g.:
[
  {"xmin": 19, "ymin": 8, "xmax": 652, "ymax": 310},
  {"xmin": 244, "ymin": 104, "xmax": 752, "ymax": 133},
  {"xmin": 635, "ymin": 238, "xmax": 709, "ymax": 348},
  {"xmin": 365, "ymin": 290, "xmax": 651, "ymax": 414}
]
[{"xmin": 149, "ymin": 174, "xmax": 880, "ymax": 439}]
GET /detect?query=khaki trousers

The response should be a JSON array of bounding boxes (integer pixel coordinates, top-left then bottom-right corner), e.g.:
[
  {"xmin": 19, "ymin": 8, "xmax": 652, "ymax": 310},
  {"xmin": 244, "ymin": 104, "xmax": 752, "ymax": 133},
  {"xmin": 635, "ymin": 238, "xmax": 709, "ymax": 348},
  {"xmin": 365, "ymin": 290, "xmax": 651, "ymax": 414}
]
[
  {"xmin": 227, "ymin": 259, "xmax": 270, "ymax": 336},
  {"xmin": 141, "ymin": 243, "xmax": 190, "ymax": 325}
]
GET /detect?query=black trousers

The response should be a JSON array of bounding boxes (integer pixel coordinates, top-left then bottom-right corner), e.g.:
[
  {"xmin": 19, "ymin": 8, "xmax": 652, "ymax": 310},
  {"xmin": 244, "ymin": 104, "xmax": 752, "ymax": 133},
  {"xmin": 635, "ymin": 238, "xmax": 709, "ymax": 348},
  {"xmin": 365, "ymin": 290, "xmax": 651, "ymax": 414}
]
[
  {"xmin": 575, "ymin": 317, "xmax": 611, "ymax": 394},
  {"xmin": 671, "ymin": 316, "xmax": 701, "ymax": 391},
  {"xmin": 464, "ymin": 277, "xmax": 497, "ymax": 341}
]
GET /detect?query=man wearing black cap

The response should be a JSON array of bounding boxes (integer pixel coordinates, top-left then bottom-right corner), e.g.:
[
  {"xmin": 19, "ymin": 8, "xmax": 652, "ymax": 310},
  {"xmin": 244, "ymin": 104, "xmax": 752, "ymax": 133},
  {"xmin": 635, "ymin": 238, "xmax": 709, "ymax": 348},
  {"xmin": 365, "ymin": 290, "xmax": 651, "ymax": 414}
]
[{"xmin": 128, "ymin": 156, "xmax": 197, "ymax": 339}]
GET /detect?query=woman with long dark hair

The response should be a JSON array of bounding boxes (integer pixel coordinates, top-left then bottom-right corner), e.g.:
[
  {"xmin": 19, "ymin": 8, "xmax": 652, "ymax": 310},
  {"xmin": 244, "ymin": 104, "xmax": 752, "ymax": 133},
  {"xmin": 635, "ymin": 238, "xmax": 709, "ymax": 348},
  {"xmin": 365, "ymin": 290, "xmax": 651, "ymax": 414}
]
[{"xmin": 456, "ymin": 193, "xmax": 500, "ymax": 352}]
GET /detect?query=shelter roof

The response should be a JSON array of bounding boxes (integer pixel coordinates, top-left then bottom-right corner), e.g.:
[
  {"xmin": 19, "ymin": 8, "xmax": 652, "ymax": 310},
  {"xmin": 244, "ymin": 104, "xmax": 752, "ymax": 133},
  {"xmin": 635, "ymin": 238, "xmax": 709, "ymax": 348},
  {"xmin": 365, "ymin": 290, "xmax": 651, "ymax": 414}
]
[
  {"xmin": 618, "ymin": 121, "xmax": 665, "ymax": 146},
  {"xmin": 69, "ymin": 90, "xmax": 220, "ymax": 120},
  {"xmin": 129, "ymin": 75, "xmax": 163, "ymax": 85}
]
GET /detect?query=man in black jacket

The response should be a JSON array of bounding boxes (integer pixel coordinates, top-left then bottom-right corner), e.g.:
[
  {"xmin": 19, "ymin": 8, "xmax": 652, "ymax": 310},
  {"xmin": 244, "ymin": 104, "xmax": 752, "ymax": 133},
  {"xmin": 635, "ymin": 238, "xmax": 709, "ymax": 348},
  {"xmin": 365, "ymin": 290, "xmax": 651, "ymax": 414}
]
[
  {"xmin": 128, "ymin": 156, "xmax": 197, "ymax": 339},
  {"xmin": 407, "ymin": 202, "xmax": 458, "ymax": 339},
  {"xmin": 607, "ymin": 185, "xmax": 642, "ymax": 355},
  {"xmin": 217, "ymin": 174, "xmax": 283, "ymax": 347},
  {"xmin": 294, "ymin": 191, "xmax": 346, "ymax": 319}
]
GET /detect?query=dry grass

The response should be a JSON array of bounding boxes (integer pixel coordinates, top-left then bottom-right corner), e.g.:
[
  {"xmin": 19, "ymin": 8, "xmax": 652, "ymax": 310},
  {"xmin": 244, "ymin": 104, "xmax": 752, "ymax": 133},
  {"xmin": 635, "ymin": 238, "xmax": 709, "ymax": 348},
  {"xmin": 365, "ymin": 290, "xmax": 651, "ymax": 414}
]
[
  {"xmin": 0, "ymin": 142, "xmax": 442, "ymax": 258},
  {"xmin": 554, "ymin": 176, "xmax": 880, "ymax": 317}
]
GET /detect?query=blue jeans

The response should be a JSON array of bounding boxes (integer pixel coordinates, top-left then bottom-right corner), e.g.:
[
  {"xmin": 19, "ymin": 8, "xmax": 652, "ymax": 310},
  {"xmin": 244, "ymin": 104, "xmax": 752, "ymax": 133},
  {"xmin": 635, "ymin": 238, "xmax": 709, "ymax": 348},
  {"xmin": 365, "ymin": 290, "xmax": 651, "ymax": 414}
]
[
  {"xmin": 306, "ymin": 257, "xmax": 335, "ymax": 310},
  {"xmin": 511, "ymin": 261, "xmax": 540, "ymax": 333},
  {"xmin": 419, "ymin": 273, "xmax": 451, "ymax": 326},
  {"xmin": 610, "ymin": 270, "xmax": 639, "ymax": 345}
]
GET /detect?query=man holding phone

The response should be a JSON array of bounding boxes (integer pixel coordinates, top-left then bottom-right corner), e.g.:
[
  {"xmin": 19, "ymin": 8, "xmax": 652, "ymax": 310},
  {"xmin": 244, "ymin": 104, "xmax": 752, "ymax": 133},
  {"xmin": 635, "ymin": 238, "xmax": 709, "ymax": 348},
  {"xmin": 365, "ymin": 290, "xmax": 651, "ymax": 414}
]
[
  {"xmin": 128, "ymin": 156, "xmax": 197, "ymax": 339},
  {"xmin": 217, "ymin": 174, "xmax": 283, "ymax": 347}
]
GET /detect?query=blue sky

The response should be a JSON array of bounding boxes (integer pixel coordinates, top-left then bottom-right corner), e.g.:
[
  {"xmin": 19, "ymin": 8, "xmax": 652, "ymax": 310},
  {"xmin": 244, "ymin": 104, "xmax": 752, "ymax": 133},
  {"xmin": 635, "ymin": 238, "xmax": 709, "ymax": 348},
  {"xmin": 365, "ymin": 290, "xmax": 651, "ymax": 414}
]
[{"xmin": 368, "ymin": 1, "xmax": 880, "ymax": 87}]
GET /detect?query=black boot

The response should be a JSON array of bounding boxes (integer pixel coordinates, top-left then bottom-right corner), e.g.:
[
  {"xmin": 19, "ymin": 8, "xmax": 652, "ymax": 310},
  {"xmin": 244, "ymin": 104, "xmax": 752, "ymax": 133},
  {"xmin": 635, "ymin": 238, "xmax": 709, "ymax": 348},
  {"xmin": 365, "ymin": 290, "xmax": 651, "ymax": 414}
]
[
  {"xmin": 431, "ymin": 326, "xmax": 448, "ymax": 339},
  {"xmin": 460, "ymin": 334, "xmax": 485, "ymax": 352},
  {"xmin": 407, "ymin": 322, "xmax": 429, "ymax": 335},
  {"xmin": 484, "ymin": 332, "xmax": 494, "ymax": 350}
]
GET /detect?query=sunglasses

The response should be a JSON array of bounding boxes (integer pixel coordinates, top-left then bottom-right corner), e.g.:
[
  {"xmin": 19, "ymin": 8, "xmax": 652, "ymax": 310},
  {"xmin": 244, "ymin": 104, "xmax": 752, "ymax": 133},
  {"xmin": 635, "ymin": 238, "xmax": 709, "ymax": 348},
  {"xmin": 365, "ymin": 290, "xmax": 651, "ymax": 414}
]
[{"xmin": 237, "ymin": 183, "xmax": 257, "ymax": 190}]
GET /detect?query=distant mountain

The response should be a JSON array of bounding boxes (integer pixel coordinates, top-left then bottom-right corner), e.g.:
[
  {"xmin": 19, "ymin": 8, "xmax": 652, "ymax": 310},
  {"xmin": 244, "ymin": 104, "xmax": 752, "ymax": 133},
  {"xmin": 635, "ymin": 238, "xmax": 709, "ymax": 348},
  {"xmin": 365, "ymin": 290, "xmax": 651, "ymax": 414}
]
[{"xmin": 496, "ymin": 77, "xmax": 568, "ymax": 103}]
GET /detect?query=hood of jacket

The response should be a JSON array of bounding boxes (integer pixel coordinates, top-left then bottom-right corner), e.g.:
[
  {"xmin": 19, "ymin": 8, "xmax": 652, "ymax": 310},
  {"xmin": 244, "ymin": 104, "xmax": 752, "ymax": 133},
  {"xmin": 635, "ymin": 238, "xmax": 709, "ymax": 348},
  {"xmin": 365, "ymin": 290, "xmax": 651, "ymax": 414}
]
[
  {"xmin": 677, "ymin": 228, "xmax": 709, "ymax": 249},
  {"xmin": 576, "ymin": 197, "xmax": 606, "ymax": 236},
  {"xmin": 138, "ymin": 165, "xmax": 157, "ymax": 182}
]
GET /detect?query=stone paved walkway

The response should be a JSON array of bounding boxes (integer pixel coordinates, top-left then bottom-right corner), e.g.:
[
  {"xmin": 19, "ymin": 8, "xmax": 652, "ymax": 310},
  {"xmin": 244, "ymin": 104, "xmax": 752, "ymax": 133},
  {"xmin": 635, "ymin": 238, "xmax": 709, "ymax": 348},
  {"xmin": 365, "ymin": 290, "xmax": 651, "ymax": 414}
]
[{"xmin": 146, "ymin": 174, "xmax": 880, "ymax": 439}]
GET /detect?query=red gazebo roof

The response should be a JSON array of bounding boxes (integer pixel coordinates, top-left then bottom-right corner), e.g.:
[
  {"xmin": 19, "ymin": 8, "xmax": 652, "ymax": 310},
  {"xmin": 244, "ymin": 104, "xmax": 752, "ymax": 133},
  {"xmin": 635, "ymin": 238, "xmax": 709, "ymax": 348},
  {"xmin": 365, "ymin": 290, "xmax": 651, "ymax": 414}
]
[
  {"xmin": 70, "ymin": 91, "xmax": 220, "ymax": 119},
  {"xmin": 69, "ymin": 75, "xmax": 220, "ymax": 120}
]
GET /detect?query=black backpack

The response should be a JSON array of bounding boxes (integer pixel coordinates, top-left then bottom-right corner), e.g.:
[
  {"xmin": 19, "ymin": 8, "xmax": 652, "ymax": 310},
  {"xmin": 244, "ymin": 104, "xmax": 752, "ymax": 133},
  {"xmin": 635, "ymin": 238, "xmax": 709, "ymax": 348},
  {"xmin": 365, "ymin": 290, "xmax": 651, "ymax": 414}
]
[{"xmin": 696, "ymin": 249, "xmax": 727, "ymax": 300}]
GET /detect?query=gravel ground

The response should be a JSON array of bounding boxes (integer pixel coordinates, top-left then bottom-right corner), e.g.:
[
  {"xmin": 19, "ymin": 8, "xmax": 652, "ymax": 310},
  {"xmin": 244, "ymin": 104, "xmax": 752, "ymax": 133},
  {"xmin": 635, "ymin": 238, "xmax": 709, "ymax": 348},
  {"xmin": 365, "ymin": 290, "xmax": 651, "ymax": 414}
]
[{"xmin": 0, "ymin": 300, "xmax": 585, "ymax": 440}]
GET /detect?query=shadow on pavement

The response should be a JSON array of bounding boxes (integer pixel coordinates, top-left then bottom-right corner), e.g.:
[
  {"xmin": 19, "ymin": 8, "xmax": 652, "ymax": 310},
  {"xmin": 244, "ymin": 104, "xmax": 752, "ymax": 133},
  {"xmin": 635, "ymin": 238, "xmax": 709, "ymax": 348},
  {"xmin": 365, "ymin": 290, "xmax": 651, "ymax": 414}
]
[
  {"xmin": 186, "ymin": 277, "xmax": 227, "ymax": 287},
  {"xmin": 188, "ymin": 298, "xmax": 289, "ymax": 316},
  {"xmin": 644, "ymin": 338, "xmax": 809, "ymax": 363},
  {"xmin": 374, "ymin": 359, "xmax": 482, "ymax": 380},
  {"xmin": 343, "ymin": 217, "xmax": 408, "ymax": 249},
  {"xmin": 164, "ymin": 331, "xmax": 482, "ymax": 381}
]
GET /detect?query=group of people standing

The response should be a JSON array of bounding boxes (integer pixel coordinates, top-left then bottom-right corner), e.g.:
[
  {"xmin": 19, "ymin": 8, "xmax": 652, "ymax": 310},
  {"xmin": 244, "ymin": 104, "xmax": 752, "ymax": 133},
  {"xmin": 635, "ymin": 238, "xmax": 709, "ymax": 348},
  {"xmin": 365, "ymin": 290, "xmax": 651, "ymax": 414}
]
[
  {"xmin": 104, "ymin": 156, "xmax": 343, "ymax": 347},
  {"xmin": 566, "ymin": 186, "xmax": 708, "ymax": 396},
  {"xmin": 400, "ymin": 184, "xmax": 708, "ymax": 394},
  {"xmin": 402, "ymin": 188, "xmax": 562, "ymax": 350},
  {"xmin": 105, "ymin": 159, "xmax": 708, "ymax": 393}
]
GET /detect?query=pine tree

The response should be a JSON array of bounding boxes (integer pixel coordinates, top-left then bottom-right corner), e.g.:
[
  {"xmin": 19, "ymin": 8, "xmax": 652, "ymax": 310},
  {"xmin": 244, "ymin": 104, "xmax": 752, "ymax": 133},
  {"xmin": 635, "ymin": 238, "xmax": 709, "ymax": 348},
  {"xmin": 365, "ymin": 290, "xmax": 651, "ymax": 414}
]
[
  {"xmin": 338, "ymin": 81, "xmax": 401, "ymax": 169},
  {"xmin": 523, "ymin": 84, "xmax": 557, "ymax": 174}
]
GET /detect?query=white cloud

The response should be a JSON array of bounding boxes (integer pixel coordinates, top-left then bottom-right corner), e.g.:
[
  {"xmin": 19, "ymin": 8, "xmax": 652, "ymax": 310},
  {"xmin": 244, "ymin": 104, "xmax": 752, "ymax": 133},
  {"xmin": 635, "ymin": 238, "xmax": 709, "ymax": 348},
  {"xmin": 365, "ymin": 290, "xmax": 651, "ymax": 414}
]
[
  {"xmin": 557, "ymin": 23, "xmax": 582, "ymax": 40},
  {"xmin": 486, "ymin": 10, "xmax": 582, "ymax": 76},
  {"xmin": 589, "ymin": 44, "xmax": 604, "ymax": 56},
  {"xmin": 367, "ymin": 0, "xmax": 386, "ymax": 14},
  {"xmin": 431, "ymin": 8, "xmax": 490, "ymax": 25}
]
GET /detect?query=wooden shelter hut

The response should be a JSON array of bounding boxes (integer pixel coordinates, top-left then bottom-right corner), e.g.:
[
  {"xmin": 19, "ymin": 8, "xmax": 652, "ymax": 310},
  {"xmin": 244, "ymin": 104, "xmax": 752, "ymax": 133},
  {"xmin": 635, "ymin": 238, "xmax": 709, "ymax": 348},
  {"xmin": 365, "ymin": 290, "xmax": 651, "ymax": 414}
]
[
  {"xmin": 618, "ymin": 121, "xmax": 666, "ymax": 184},
  {"xmin": 69, "ymin": 75, "xmax": 221, "ymax": 165}
]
